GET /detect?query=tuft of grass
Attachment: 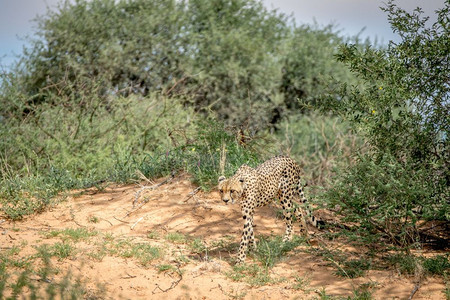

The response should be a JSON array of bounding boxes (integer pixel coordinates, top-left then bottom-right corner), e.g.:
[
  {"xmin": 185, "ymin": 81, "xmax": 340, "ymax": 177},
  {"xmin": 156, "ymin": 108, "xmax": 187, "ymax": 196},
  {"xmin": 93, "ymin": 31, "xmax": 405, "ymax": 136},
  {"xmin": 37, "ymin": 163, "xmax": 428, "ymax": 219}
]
[
  {"xmin": 157, "ymin": 264, "xmax": 177, "ymax": 273},
  {"xmin": 0, "ymin": 261, "xmax": 6, "ymax": 296},
  {"xmin": 310, "ymin": 246, "xmax": 374, "ymax": 279},
  {"xmin": 0, "ymin": 237, "xmax": 105, "ymax": 299},
  {"xmin": 423, "ymin": 255, "xmax": 450, "ymax": 275},
  {"xmin": 0, "ymin": 261, "xmax": 103, "ymax": 299},
  {"xmin": 254, "ymin": 235, "xmax": 305, "ymax": 268},
  {"xmin": 107, "ymin": 239, "xmax": 162, "ymax": 267},
  {"xmin": 147, "ymin": 230, "xmax": 160, "ymax": 239},
  {"xmin": 0, "ymin": 246, "xmax": 33, "ymax": 269},
  {"xmin": 44, "ymin": 227, "xmax": 98, "ymax": 242},
  {"xmin": 156, "ymin": 264, "xmax": 183, "ymax": 276},
  {"xmin": 444, "ymin": 273, "xmax": 450, "ymax": 300},
  {"xmin": 386, "ymin": 254, "xmax": 421, "ymax": 275},
  {"xmin": 219, "ymin": 286, "xmax": 248, "ymax": 299},
  {"xmin": 209, "ymin": 235, "xmax": 237, "ymax": 253},
  {"xmin": 349, "ymin": 283, "xmax": 376, "ymax": 300},
  {"xmin": 335, "ymin": 259, "xmax": 372, "ymax": 279},
  {"xmin": 166, "ymin": 232, "xmax": 188, "ymax": 244},
  {"xmin": 291, "ymin": 275, "xmax": 312, "ymax": 293},
  {"xmin": 189, "ymin": 238, "xmax": 208, "ymax": 255},
  {"xmin": 316, "ymin": 287, "xmax": 336, "ymax": 300},
  {"xmin": 225, "ymin": 263, "xmax": 285, "ymax": 287},
  {"xmin": 385, "ymin": 253, "xmax": 449, "ymax": 277},
  {"xmin": 51, "ymin": 242, "xmax": 75, "ymax": 260},
  {"xmin": 34, "ymin": 242, "xmax": 75, "ymax": 261},
  {"xmin": 88, "ymin": 216, "xmax": 99, "ymax": 223}
]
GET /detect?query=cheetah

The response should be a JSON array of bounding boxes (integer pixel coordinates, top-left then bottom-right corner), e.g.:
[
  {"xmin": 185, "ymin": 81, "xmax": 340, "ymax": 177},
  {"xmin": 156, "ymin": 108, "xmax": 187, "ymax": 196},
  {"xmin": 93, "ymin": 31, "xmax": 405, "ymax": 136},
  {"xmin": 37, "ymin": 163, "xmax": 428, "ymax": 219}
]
[{"xmin": 218, "ymin": 156, "xmax": 320, "ymax": 263}]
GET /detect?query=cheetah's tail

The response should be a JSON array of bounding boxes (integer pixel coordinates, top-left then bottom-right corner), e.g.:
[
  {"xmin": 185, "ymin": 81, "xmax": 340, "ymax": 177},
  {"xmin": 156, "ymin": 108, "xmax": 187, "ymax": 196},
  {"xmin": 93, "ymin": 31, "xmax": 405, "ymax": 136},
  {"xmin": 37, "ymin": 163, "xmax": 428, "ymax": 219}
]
[{"xmin": 298, "ymin": 181, "xmax": 323, "ymax": 229}]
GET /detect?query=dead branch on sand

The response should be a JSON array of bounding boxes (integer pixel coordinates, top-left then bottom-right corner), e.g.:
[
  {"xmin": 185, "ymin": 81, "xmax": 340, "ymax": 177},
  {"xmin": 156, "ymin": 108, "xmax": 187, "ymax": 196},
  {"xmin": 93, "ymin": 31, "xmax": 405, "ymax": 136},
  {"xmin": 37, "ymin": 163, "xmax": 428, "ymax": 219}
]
[
  {"xmin": 132, "ymin": 172, "xmax": 175, "ymax": 208},
  {"xmin": 152, "ymin": 265, "xmax": 183, "ymax": 294},
  {"xmin": 183, "ymin": 187, "xmax": 201, "ymax": 203}
]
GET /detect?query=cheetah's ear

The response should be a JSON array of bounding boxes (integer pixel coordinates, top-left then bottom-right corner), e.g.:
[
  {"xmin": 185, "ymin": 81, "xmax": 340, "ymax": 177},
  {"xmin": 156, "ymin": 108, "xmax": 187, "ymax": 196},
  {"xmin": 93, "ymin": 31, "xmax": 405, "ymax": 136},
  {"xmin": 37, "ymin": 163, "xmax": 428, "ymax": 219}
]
[{"xmin": 218, "ymin": 176, "xmax": 226, "ymax": 183}]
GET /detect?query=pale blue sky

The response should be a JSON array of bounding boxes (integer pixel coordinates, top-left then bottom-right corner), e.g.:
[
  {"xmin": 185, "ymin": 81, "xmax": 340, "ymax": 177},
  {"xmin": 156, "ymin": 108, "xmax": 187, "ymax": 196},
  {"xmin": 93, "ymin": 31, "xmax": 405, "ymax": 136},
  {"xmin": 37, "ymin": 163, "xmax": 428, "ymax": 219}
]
[{"xmin": 0, "ymin": 0, "xmax": 445, "ymax": 68}]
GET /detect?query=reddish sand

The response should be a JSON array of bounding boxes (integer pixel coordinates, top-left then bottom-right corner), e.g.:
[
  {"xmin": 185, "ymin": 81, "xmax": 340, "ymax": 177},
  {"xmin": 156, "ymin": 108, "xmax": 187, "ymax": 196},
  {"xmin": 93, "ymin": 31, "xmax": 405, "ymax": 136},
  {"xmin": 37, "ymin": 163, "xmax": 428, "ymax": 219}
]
[{"xmin": 0, "ymin": 174, "xmax": 446, "ymax": 299}]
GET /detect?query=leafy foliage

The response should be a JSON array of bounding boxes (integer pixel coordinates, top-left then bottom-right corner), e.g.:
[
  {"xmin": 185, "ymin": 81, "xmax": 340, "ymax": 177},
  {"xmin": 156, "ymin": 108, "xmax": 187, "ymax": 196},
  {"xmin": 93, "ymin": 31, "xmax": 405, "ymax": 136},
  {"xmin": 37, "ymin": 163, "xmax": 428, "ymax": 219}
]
[
  {"xmin": 314, "ymin": 1, "xmax": 449, "ymax": 247},
  {"xmin": 0, "ymin": 0, "xmax": 357, "ymax": 218},
  {"xmin": 7, "ymin": 0, "xmax": 356, "ymax": 130},
  {"xmin": 253, "ymin": 235, "xmax": 305, "ymax": 268}
]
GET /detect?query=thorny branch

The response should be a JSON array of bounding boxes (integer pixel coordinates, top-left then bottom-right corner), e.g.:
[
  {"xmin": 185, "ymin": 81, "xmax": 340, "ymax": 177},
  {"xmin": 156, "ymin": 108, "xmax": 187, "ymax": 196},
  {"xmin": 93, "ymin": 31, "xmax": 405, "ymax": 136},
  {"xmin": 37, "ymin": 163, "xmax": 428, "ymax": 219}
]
[
  {"xmin": 408, "ymin": 281, "xmax": 421, "ymax": 300},
  {"xmin": 132, "ymin": 172, "xmax": 175, "ymax": 207},
  {"xmin": 183, "ymin": 187, "xmax": 201, "ymax": 203},
  {"xmin": 152, "ymin": 265, "xmax": 183, "ymax": 294}
]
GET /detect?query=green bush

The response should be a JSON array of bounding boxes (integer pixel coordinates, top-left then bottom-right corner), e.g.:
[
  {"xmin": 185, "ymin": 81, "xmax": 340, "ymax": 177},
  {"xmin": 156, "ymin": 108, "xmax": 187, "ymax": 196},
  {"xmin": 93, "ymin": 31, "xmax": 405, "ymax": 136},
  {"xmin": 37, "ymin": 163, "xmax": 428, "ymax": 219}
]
[
  {"xmin": 0, "ymin": 0, "xmax": 362, "ymax": 219},
  {"xmin": 313, "ymin": 1, "xmax": 449, "ymax": 247},
  {"xmin": 274, "ymin": 113, "xmax": 360, "ymax": 187},
  {"xmin": 6, "ymin": 0, "xmax": 358, "ymax": 130},
  {"xmin": 254, "ymin": 235, "xmax": 305, "ymax": 268},
  {"xmin": 423, "ymin": 255, "xmax": 450, "ymax": 275}
]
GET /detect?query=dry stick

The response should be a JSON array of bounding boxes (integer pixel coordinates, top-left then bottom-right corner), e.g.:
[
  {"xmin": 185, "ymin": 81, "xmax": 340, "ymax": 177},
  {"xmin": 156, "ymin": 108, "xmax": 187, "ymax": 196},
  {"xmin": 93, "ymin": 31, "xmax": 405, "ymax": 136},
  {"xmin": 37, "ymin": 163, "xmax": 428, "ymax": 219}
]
[
  {"xmin": 71, "ymin": 218, "xmax": 86, "ymax": 228},
  {"xmin": 408, "ymin": 282, "xmax": 421, "ymax": 300},
  {"xmin": 135, "ymin": 169, "xmax": 155, "ymax": 185},
  {"xmin": 126, "ymin": 198, "xmax": 150, "ymax": 218},
  {"xmin": 133, "ymin": 172, "xmax": 175, "ymax": 207},
  {"xmin": 219, "ymin": 141, "xmax": 226, "ymax": 176},
  {"xmin": 131, "ymin": 216, "xmax": 144, "ymax": 230},
  {"xmin": 165, "ymin": 76, "xmax": 187, "ymax": 96},
  {"xmin": 113, "ymin": 216, "xmax": 130, "ymax": 224},
  {"xmin": 152, "ymin": 266, "xmax": 183, "ymax": 294},
  {"xmin": 183, "ymin": 187, "xmax": 201, "ymax": 203},
  {"xmin": 121, "ymin": 272, "xmax": 137, "ymax": 279},
  {"xmin": 101, "ymin": 218, "xmax": 114, "ymax": 226}
]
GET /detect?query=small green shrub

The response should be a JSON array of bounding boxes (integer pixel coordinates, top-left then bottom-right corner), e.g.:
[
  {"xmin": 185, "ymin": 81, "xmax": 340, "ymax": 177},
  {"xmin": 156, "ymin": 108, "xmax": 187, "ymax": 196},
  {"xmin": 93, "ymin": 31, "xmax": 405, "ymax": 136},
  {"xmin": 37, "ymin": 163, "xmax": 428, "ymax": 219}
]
[
  {"xmin": 335, "ymin": 259, "xmax": 372, "ymax": 278},
  {"xmin": 226, "ymin": 263, "xmax": 282, "ymax": 287},
  {"xmin": 44, "ymin": 228, "xmax": 98, "ymax": 242},
  {"xmin": 107, "ymin": 239, "xmax": 161, "ymax": 267},
  {"xmin": 313, "ymin": 1, "xmax": 449, "ymax": 248},
  {"xmin": 147, "ymin": 230, "xmax": 160, "ymax": 240},
  {"xmin": 349, "ymin": 283, "xmax": 375, "ymax": 300},
  {"xmin": 423, "ymin": 255, "xmax": 450, "ymax": 275},
  {"xmin": 166, "ymin": 232, "xmax": 188, "ymax": 244},
  {"xmin": 254, "ymin": 235, "xmax": 305, "ymax": 268},
  {"xmin": 189, "ymin": 238, "xmax": 208, "ymax": 255},
  {"xmin": 291, "ymin": 275, "xmax": 312, "ymax": 292},
  {"xmin": 51, "ymin": 242, "xmax": 75, "ymax": 260},
  {"xmin": 157, "ymin": 264, "xmax": 177, "ymax": 273}
]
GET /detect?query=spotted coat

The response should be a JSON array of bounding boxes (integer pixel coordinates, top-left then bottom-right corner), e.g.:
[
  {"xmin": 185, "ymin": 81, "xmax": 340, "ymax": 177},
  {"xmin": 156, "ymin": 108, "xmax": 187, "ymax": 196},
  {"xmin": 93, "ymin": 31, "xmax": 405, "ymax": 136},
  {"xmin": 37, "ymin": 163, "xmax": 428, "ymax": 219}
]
[{"xmin": 218, "ymin": 156, "xmax": 319, "ymax": 263}]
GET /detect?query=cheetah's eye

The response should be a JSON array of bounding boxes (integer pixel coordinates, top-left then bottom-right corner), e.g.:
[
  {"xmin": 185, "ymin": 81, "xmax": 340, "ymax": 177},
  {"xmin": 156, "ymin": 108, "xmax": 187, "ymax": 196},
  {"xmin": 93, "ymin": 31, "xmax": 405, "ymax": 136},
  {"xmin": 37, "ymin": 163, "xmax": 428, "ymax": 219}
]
[{"xmin": 219, "ymin": 189, "xmax": 223, "ymax": 194}]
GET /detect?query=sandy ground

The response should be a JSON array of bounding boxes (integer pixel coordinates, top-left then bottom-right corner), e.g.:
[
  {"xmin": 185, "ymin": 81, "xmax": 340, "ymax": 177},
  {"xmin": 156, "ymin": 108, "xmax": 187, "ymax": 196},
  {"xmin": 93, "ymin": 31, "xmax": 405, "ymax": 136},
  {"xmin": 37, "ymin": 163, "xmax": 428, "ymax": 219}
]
[{"xmin": 0, "ymin": 174, "xmax": 447, "ymax": 299}]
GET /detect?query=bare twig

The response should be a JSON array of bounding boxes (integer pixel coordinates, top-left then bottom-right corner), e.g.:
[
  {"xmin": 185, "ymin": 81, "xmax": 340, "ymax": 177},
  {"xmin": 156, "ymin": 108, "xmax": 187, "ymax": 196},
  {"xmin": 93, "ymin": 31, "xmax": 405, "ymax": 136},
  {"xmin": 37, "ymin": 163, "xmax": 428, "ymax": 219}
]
[
  {"xmin": 113, "ymin": 216, "xmax": 130, "ymax": 224},
  {"xmin": 126, "ymin": 198, "xmax": 150, "ymax": 218},
  {"xmin": 133, "ymin": 172, "xmax": 175, "ymax": 207},
  {"xmin": 219, "ymin": 141, "xmax": 226, "ymax": 176},
  {"xmin": 101, "ymin": 218, "xmax": 114, "ymax": 226},
  {"xmin": 121, "ymin": 272, "xmax": 137, "ymax": 279},
  {"xmin": 71, "ymin": 218, "xmax": 86, "ymax": 228},
  {"xmin": 183, "ymin": 187, "xmax": 201, "ymax": 203},
  {"xmin": 152, "ymin": 266, "xmax": 183, "ymax": 294},
  {"xmin": 131, "ymin": 216, "xmax": 144, "ymax": 230},
  {"xmin": 408, "ymin": 282, "xmax": 421, "ymax": 300},
  {"xmin": 135, "ymin": 170, "xmax": 155, "ymax": 185},
  {"xmin": 165, "ymin": 76, "xmax": 187, "ymax": 96}
]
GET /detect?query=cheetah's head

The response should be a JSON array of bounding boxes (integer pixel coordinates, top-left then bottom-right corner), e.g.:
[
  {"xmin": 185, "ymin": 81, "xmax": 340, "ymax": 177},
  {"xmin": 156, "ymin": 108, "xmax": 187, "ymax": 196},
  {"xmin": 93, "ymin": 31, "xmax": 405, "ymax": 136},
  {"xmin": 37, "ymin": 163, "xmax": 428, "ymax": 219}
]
[{"xmin": 217, "ymin": 176, "xmax": 245, "ymax": 205}]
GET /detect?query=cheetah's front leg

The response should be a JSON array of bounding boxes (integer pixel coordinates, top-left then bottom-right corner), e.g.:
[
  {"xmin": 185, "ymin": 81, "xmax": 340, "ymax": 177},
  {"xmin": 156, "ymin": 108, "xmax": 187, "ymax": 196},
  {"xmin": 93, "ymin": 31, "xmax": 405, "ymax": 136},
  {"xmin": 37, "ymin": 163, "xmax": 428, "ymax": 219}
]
[{"xmin": 237, "ymin": 210, "xmax": 255, "ymax": 264}]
